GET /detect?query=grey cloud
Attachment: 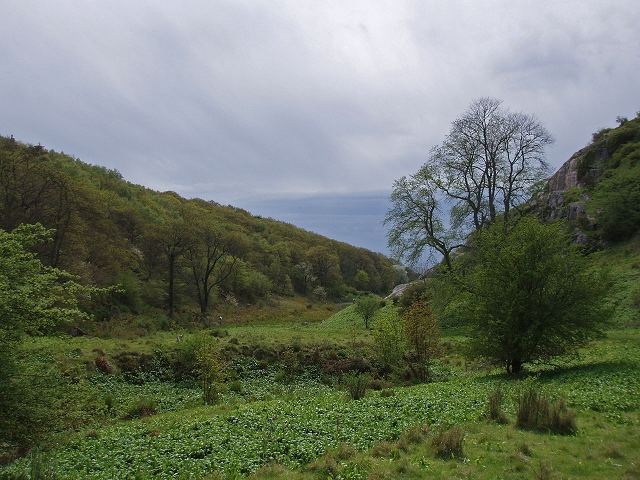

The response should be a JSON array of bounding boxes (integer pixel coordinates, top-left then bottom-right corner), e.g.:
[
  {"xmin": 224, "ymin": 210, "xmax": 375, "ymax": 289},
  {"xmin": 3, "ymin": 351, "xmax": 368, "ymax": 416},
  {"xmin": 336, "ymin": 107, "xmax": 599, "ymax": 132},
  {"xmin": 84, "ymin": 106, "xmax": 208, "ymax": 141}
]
[{"xmin": 1, "ymin": 0, "xmax": 639, "ymax": 251}]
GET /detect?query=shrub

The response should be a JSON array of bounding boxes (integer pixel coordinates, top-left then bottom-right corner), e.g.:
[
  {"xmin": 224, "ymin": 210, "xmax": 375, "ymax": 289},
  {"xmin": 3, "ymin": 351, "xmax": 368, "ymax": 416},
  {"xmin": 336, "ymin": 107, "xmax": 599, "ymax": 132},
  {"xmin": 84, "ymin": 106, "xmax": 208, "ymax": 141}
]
[
  {"xmin": 125, "ymin": 397, "xmax": 157, "ymax": 419},
  {"xmin": 373, "ymin": 306, "xmax": 406, "ymax": 370},
  {"xmin": 431, "ymin": 427, "xmax": 465, "ymax": 459},
  {"xmin": 516, "ymin": 388, "xmax": 576, "ymax": 434},
  {"xmin": 486, "ymin": 387, "xmax": 508, "ymax": 423},
  {"xmin": 396, "ymin": 423, "xmax": 429, "ymax": 451},
  {"xmin": 343, "ymin": 372, "xmax": 370, "ymax": 400},
  {"xmin": 94, "ymin": 355, "xmax": 113, "ymax": 374},
  {"xmin": 398, "ymin": 281, "xmax": 428, "ymax": 311},
  {"xmin": 547, "ymin": 398, "xmax": 577, "ymax": 435},
  {"xmin": 403, "ymin": 301, "xmax": 442, "ymax": 381},
  {"xmin": 195, "ymin": 340, "xmax": 226, "ymax": 405},
  {"xmin": 227, "ymin": 380, "xmax": 242, "ymax": 394}
]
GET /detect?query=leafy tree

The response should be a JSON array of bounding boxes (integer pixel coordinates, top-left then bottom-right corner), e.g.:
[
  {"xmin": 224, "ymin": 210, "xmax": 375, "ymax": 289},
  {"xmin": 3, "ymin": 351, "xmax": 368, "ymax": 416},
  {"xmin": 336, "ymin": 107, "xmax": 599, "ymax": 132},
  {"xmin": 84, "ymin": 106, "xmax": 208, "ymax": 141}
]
[
  {"xmin": 185, "ymin": 220, "xmax": 248, "ymax": 316},
  {"xmin": 292, "ymin": 261, "xmax": 316, "ymax": 294},
  {"xmin": 354, "ymin": 295, "xmax": 380, "ymax": 329},
  {"xmin": 154, "ymin": 216, "xmax": 189, "ymax": 317},
  {"xmin": 462, "ymin": 217, "xmax": 609, "ymax": 374},
  {"xmin": 0, "ymin": 136, "xmax": 400, "ymax": 315},
  {"xmin": 403, "ymin": 301, "xmax": 442, "ymax": 380},
  {"xmin": 353, "ymin": 269, "xmax": 370, "ymax": 291},
  {"xmin": 305, "ymin": 246, "xmax": 343, "ymax": 294},
  {"xmin": 0, "ymin": 224, "xmax": 93, "ymax": 449}
]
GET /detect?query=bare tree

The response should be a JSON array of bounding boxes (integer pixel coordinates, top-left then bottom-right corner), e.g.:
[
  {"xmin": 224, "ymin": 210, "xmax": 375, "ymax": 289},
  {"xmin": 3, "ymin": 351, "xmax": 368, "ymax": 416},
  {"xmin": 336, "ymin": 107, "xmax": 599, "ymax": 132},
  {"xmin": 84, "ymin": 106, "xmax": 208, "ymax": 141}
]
[
  {"xmin": 385, "ymin": 167, "xmax": 466, "ymax": 270},
  {"xmin": 386, "ymin": 98, "xmax": 553, "ymax": 268}
]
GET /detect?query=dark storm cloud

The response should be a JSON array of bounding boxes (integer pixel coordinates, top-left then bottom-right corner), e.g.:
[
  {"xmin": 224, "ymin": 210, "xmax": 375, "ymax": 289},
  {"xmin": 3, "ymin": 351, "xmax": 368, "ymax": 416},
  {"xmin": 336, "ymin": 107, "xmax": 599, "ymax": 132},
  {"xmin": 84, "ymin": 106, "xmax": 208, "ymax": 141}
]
[{"xmin": 1, "ymin": 1, "xmax": 639, "ymax": 252}]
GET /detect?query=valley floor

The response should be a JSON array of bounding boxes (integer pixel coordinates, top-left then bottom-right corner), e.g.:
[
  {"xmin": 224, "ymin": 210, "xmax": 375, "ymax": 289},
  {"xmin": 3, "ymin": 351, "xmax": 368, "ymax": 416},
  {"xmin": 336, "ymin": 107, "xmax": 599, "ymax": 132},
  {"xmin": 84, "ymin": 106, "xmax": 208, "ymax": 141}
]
[{"xmin": 1, "ymin": 305, "xmax": 639, "ymax": 480}]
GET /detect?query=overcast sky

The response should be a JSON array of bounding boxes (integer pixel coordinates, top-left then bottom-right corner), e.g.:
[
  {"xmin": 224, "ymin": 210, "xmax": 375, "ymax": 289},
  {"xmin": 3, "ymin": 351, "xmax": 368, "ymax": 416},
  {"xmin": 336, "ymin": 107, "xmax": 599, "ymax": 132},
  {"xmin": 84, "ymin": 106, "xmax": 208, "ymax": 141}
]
[{"xmin": 1, "ymin": 1, "xmax": 639, "ymax": 253}]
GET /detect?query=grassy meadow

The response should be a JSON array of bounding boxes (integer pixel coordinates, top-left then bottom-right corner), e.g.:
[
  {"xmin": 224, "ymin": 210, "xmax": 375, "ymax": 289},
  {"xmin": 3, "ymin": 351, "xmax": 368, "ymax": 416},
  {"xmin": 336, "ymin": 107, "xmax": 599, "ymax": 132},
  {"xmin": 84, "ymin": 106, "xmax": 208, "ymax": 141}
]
[{"xmin": 2, "ymin": 289, "xmax": 639, "ymax": 479}]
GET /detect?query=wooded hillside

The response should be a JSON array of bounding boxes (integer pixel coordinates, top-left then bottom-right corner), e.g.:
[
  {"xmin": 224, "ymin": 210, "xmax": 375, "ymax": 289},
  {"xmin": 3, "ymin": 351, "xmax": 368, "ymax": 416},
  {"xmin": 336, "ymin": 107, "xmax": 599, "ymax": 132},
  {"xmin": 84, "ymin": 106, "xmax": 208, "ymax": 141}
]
[{"xmin": 0, "ymin": 136, "xmax": 402, "ymax": 319}]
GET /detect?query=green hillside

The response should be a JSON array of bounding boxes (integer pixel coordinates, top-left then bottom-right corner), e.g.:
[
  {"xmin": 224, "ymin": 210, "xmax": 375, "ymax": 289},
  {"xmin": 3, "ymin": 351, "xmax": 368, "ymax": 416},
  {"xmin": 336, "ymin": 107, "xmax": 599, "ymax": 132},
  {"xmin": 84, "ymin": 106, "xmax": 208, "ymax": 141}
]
[{"xmin": 0, "ymin": 136, "xmax": 400, "ymax": 321}]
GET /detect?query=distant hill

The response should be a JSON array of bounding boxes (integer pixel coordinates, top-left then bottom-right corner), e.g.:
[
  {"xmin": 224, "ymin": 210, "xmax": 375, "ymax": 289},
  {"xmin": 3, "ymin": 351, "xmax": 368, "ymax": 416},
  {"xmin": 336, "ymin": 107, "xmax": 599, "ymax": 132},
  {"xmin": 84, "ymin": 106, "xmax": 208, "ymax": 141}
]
[{"xmin": 0, "ymin": 136, "xmax": 403, "ymax": 317}]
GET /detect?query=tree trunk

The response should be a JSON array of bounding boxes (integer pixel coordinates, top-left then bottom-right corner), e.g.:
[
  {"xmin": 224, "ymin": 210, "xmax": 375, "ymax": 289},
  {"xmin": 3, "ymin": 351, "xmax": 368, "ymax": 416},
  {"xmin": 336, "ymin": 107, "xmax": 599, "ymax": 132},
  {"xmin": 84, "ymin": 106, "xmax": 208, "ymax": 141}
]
[
  {"xmin": 507, "ymin": 359, "xmax": 523, "ymax": 374},
  {"xmin": 168, "ymin": 253, "xmax": 176, "ymax": 318}
]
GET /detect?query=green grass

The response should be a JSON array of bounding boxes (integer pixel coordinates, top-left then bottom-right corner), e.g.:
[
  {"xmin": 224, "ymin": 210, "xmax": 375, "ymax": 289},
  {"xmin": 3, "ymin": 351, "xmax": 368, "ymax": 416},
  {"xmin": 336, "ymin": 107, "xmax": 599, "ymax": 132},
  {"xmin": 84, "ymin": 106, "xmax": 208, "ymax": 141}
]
[
  {"xmin": 3, "ymin": 328, "xmax": 638, "ymax": 479},
  {"xmin": 589, "ymin": 236, "xmax": 640, "ymax": 327},
  {"xmin": 3, "ymin": 243, "xmax": 640, "ymax": 479},
  {"xmin": 320, "ymin": 303, "xmax": 396, "ymax": 332}
]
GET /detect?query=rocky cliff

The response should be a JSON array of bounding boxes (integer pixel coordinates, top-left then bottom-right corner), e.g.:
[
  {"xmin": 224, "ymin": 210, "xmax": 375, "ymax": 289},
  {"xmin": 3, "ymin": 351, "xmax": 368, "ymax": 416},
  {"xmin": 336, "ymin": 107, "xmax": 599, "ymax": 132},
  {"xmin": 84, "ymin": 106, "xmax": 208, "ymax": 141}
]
[{"xmin": 533, "ymin": 115, "xmax": 640, "ymax": 246}]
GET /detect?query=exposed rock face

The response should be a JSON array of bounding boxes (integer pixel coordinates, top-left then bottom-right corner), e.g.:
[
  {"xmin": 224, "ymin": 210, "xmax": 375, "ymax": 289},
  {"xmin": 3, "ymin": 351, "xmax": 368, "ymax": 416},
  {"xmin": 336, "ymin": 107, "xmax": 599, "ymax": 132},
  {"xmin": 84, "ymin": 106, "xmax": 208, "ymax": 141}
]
[
  {"xmin": 547, "ymin": 147, "xmax": 585, "ymax": 193},
  {"xmin": 533, "ymin": 141, "xmax": 607, "ymax": 247},
  {"xmin": 385, "ymin": 282, "xmax": 411, "ymax": 300}
]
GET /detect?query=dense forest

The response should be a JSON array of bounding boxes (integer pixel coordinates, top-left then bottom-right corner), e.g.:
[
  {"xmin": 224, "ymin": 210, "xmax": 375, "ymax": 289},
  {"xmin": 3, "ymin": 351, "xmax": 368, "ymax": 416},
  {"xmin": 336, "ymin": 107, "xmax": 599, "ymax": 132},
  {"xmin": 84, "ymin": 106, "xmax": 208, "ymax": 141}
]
[{"xmin": 0, "ymin": 136, "xmax": 405, "ymax": 321}]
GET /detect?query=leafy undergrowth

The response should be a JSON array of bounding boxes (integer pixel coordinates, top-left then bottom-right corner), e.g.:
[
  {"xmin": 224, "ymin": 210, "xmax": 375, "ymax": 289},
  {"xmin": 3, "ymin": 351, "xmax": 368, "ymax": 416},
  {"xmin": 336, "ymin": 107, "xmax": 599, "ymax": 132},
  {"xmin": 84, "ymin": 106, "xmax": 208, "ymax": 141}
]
[
  {"xmin": 588, "ymin": 235, "xmax": 640, "ymax": 327},
  {"xmin": 2, "ymin": 329, "xmax": 638, "ymax": 479}
]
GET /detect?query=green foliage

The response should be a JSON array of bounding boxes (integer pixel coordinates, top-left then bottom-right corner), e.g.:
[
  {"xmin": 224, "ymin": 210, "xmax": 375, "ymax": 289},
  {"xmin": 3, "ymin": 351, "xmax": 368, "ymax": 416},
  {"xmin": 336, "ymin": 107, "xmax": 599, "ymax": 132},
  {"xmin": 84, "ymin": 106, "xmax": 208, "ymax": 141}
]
[
  {"xmin": 373, "ymin": 307, "xmax": 406, "ymax": 369},
  {"xmin": 0, "ymin": 224, "xmax": 97, "ymax": 451},
  {"xmin": 354, "ymin": 296, "xmax": 380, "ymax": 329},
  {"xmin": 353, "ymin": 269, "xmax": 370, "ymax": 291},
  {"xmin": 342, "ymin": 372, "xmax": 370, "ymax": 400},
  {"xmin": 0, "ymin": 136, "xmax": 397, "ymax": 318},
  {"xmin": 125, "ymin": 396, "xmax": 158, "ymax": 419},
  {"xmin": 590, "ymin": 163, "xmax": 640, "ymax": 241},
  {"xmin": 195, "ymin": 339, "xmax": 226, "ymax": 405},
  {"xmin": 1, "ymin": 327, "xmax": 639, "ymax": 478},
  {"xmin": 397, "ymin": 281, "xmax": 429, "ymax": 312},
  {"xmin": 461, "ymin": 217, "xmax": 610, "ymax": 373},
  {"xmin": 402, "ymin": 301, "xmax": 441, "ymax": 380}
]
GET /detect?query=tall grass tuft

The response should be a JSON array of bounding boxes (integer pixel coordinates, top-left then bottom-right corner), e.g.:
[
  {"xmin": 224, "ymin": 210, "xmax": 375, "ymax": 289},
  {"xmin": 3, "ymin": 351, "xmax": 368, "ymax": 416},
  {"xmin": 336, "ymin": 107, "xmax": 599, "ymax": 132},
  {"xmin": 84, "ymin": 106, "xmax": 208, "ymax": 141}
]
[
  {"xmin": 431, "ymin": 426, "xmax": 465, "ymax": 459},
  {"xmin": 343, "ymin": 372, "xmax": 370, "ymax": 400},
  {"xmin": 516, "ymin": 388, "xmax": 576, "ymax": 434},
  {"xmin": 486, "ymin": 387, "xmax": 508, "ymax": 423}
]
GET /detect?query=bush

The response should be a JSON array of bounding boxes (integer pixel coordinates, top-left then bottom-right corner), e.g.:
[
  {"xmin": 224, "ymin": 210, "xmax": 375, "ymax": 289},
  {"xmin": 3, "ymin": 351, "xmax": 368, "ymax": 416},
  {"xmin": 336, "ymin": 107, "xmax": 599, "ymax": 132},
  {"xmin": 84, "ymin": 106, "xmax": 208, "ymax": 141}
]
[
  {"xmin": 463, "ymin": 217, "xmax": 609, "ymax": 374},
  {"xmin": 195, "ymin": 340, "xmax": 226, "ymax": 405},
  {"xmin": 398, "ymin": 281, "xmax": 428, "ymax": 311},
  {"xmin": 590, "ymin": 164, "xmax": 640, "ymax": 241},
  {"xmin": 486, "ymin": 387, "xmax": 508, "ymax": 424},
  {"xmin": 227, "ymin": 380, "xmax": 242, "ymax": 394},
  {"xmin": 343, "ymin": 372, "xmax": 370, "ymax": 400},
  {"xmin": 125, "ymin": 396, "xmax": 157, "ymax": 419},
  {"xmin": 403, "ymin": 301, "xmax": 442, "ymax": 381},
  {"xmin": 516, "ymin": 388, "xmax": 576, "ymax": 435},
  {"xmin": 94, "ymin": 355, "xmax": 114, "ymax": 374},
  {"xmin": 431, "ymin": 427, "xmax": 465, "ymax": 459},
  {"xmin": 373, "ymin": 306, "xmax": 406, "ymax": 370}
]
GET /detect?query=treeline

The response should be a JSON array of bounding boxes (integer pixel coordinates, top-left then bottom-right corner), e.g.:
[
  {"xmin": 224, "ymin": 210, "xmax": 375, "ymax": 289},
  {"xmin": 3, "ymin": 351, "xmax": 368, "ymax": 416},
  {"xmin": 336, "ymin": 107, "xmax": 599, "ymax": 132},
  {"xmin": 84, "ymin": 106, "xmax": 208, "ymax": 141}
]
[{"xmin": 0, "ymin": 136, "xmax": 404, "ymax": 318}]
